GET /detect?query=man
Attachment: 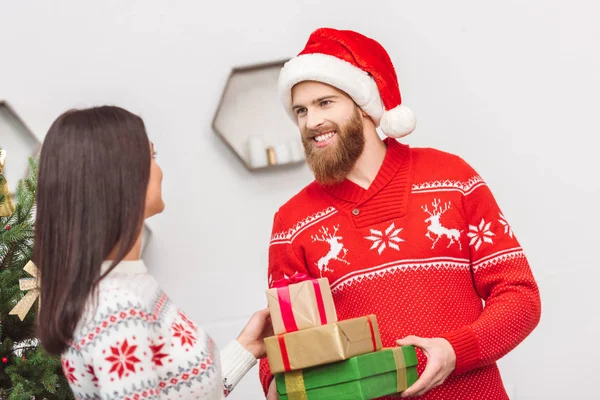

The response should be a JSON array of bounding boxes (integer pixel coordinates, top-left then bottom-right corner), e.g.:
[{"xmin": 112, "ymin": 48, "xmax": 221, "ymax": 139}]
[{"xmin": 260, "ymin": 28, "xmax": 540, "ymax": 399}]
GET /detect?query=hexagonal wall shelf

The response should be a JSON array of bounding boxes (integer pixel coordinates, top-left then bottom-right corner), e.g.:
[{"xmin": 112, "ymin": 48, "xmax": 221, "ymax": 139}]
[
  {"xmin": 0, "ymin": 100, "xmax": 153, "ymax": 257},
  {"xmin": 0, "ymin": 101, "xmax": 41, "ymax": 187},
  {"xmin": 212, "ymin": 59, "xmax": 306, "ymax": 170}
]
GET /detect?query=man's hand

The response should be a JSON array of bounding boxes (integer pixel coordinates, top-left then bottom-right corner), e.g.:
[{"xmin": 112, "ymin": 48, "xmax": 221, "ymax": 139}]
[
  {"xmin": 396, "ymin": 336, "xmax": 456, "ymax": 398},
  {"xmin": 266, "ymin": 379, "xmax": 278, "ymax": 400},
  {"xmin": 237, "ymin": 308, "xmax": 273, "ymax": 359}
]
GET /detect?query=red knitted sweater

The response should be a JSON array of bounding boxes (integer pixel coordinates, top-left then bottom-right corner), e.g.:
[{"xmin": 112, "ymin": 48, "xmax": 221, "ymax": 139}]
[{"xmin": 259, "ymin": 138, "xmax": 540, "ymax": 400}]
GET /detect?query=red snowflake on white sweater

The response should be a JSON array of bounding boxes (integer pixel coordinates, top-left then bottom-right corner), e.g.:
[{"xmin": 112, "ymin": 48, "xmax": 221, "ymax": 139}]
[
  {"xmin": 61, "ymin": 359, "xmax": 77, "ymax": 384},
  {"xmin": 149, "ymin": 342, "xmax": 169, "ymax": 366},
  {"xmin": 105, "ymin": 339, "xmax": 141, "ymax": 378},
  {"xmin": 172, "ymin": 323, "xmax": 197, "ymax": 347},
  {"xmin": 86, "ymin": 364, "xmax": 98, "ymax": 383}
]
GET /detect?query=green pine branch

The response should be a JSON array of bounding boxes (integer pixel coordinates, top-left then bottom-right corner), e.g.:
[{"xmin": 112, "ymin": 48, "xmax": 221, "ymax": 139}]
[{"xmin": 0, "ymin": 155, "xmax": 74, "ymax": 399}]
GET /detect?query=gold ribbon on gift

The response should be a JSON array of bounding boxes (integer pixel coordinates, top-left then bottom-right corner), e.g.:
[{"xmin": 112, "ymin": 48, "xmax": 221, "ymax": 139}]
[
  {"xmin": 9, "ymin": 261, "xmax": 40, "ymax": 321},
  {"xmin": 0, "ymin": 149, "xmax": 16, "ymax": 217},
  {"xmin": 284, "ymin": 370, "xmax": 308, "ymax": 400},
  {"xmin": 392, "ymin": 347, "xmax": 408, "ymax": 392}
]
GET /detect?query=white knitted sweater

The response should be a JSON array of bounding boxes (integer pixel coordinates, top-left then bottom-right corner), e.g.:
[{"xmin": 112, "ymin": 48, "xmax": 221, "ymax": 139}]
[{"xmin": 60, "ymin": 260, "xmax": 256, "ymax": 399}]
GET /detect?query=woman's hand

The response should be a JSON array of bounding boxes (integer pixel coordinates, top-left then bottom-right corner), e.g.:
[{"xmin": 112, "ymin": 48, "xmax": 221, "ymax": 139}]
[{"xmin": 237, "ymin": 308, "xmax": 273, "ymax": 359}]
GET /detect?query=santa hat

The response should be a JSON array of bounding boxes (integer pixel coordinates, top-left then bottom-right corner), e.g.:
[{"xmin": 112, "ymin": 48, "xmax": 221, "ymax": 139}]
[{"xmin": 279, "ymin": 28, "xmax": 416, "ymax": 138}]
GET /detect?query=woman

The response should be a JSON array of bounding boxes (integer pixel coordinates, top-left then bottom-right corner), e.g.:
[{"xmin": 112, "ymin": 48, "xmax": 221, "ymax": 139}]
[{"xmin": 35, "ymin": 106, "xmax": 272, "ymax": 399}]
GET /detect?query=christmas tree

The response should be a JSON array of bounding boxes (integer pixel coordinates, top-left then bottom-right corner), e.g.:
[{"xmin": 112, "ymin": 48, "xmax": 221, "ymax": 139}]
[{"xmin": 0, "ymin": 148, "xmax": 74, "ymax": 399}]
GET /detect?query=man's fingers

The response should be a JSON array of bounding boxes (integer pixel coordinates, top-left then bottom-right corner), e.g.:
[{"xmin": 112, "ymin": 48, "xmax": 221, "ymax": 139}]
[
  {"xmin": 396, "ymin": 335, "xmax": 429, "ymax": 349},
  {"xmin": 414, "ymin": 381, "xmax": 441, "ymax": 397},
  {"xmin": 400, "ymin": 361, "xmax": 439, "ymax": 397},
  {"xmin": 401, "ymin": 376, "xmax": 430, "ymax": 398},
  {"xmin": 412, "ymin": 372, "xmax": 447, "ymax": 397},
  {"xmin": 396, "ymin": 337, "xmax": 456, "ymax": 397}
]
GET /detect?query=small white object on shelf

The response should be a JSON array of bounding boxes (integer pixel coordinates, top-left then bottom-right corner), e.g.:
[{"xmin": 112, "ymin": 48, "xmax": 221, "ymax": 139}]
[
  {"xmin": 247, "ymin": 135, "xmax": 269, "ymax": 169},
  {"xmin": 274, "ymin": 142, "xmax": 292, "ymax": 164}
]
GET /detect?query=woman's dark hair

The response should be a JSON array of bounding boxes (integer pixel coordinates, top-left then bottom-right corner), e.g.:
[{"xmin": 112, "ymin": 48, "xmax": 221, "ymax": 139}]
[{"xmin": 35, "ymin": 106, "xmax": 151, "ymax": 355}]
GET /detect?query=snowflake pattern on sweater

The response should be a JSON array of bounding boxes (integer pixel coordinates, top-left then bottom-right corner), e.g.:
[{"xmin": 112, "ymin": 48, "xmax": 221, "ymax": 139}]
[
  {"xmin": 62, "ymin": 260, "xmax": 256, "ymax": 400},
  {"xmin": 260, "ymin": 139, "xmax": 541, "ymax": 400}
]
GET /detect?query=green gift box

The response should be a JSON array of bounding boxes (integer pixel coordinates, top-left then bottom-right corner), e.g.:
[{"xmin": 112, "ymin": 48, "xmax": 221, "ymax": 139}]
[{"xmin": 275, "ymin": 346, "xmax": 419, "ymax": 400}]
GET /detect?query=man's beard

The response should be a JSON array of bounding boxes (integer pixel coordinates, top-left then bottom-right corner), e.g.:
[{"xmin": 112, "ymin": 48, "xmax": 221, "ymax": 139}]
[{"xmin": 302, "ymin": 108, "xmax": 365, "ymax": 185}]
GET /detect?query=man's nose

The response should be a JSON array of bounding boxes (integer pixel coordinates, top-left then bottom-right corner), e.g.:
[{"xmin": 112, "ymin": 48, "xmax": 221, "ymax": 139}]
[{"xmin": 306, "ymin": 109, "xmax": 326, "ymax": 131}]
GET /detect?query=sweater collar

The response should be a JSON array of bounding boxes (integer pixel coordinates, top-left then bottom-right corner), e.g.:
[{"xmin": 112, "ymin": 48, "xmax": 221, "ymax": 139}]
[
  {"xmin": 101, "ymin": 259, "xmax": 148, "ymax": 276},
  {"xmin": 320, "ymin": 138, "xmax": 410, "ymax": 204}
]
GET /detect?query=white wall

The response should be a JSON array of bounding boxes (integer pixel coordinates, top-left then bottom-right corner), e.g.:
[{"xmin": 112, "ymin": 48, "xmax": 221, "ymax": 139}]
[{"xmin": 1, "ymin": 1, "xmax": 598, "ymax": 398}]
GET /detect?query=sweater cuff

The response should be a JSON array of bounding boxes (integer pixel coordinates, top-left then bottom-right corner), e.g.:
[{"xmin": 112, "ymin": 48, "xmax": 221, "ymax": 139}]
[
  {"xmin": 439, "ymin": 326, "xmax": 481, "ymax": 375},
  {"xmin": 220, "ymin": 340, "xmax": 257, "ymax": 394}
]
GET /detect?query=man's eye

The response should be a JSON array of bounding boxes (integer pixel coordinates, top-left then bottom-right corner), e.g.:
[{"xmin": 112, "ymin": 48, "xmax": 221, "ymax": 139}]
[
  {"xmin": 296, "ymin": 108, "xmax": 307, "ymax": 116},
  {"xmin": 320, "ymin": 100, "xmax": 332, "ymax": 106}
]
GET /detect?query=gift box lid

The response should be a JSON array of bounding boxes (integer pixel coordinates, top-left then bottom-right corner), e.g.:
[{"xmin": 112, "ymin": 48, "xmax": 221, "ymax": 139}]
[{"xmin": 276, "ymin": 345, "xmax": 418, "ymax": 394}]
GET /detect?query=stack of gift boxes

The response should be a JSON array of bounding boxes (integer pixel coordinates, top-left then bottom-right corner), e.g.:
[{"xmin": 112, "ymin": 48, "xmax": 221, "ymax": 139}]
[{"xmin": 265, "ymin": 274, "xmax": 419, "ymax": 399}]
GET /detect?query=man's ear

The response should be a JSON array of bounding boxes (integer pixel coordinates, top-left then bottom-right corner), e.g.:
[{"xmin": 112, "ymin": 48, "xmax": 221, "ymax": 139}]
[
  {"xmin": 355, "ymin": 104, "xmax": 373, "ymax": 125},
  {"xmin": 360, "ymin": 111, "xmax": 377, "ymax": 130}
]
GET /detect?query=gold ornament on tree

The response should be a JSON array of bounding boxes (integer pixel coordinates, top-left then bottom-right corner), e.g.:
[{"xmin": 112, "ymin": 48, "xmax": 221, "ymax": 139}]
[
  {"xmin": 9, "ymin": 260, "xmax": 40, "ymax": 321},
  {"xmin": 0, "ymin": 148, "xmax": 16, "ymax": 217}
]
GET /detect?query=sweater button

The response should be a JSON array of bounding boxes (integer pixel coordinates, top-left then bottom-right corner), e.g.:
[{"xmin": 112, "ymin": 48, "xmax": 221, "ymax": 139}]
[{"xmin": 352, "ymin": 208, "xmax": 360, "ymax": 216}]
